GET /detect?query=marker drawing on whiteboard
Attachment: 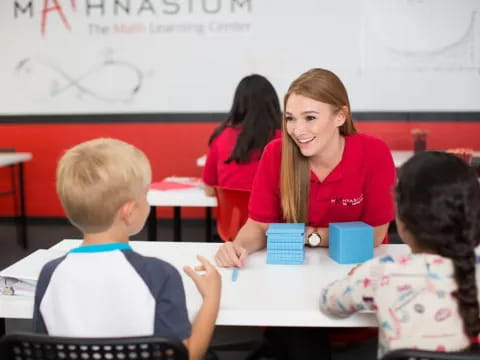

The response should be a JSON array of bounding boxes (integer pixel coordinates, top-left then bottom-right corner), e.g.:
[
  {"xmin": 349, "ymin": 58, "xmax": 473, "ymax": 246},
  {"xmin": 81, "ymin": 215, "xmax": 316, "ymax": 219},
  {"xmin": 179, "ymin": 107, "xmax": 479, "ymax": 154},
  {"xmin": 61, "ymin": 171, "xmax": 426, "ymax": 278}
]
[{"xmin": 15, "ymin": 55, "xmax": 144, "ymax": 103}]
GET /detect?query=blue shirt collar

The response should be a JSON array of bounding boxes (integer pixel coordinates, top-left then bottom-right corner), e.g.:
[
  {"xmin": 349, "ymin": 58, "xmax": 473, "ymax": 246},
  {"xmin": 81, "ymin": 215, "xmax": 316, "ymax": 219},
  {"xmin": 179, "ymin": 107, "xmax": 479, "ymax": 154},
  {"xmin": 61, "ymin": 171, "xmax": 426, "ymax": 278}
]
[{"xmin": 69, "ymin": 242, "xmax": 132, "ymax": 254}]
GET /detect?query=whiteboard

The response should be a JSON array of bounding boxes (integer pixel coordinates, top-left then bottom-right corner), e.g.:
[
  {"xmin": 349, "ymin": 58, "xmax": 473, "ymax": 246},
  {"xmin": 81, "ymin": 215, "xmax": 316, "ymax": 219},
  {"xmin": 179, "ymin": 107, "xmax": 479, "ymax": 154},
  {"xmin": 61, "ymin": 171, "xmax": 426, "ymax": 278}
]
[{"xmin": 1, "ymin": 0, "xmax": 480, "ymax": 115}]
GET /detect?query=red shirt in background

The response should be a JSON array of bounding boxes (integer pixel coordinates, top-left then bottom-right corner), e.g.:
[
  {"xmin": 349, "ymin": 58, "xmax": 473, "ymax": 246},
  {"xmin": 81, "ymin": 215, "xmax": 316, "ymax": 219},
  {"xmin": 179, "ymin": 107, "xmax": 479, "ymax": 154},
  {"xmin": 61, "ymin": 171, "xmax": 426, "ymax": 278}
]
[
  {"xmin": 249, "ymin": 133, "xmax": 396, "ymax": 227},
  {"xmin": 202, "ymin": 127, "xmax": 282, "ymax": 191}
]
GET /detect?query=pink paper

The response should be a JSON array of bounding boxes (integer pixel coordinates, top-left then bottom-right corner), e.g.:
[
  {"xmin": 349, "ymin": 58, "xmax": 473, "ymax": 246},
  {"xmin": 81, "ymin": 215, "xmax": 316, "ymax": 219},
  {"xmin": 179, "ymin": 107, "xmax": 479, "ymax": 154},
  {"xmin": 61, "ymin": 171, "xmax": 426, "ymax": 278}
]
[{"xmin": 150, "ymin": 181, "xmax": 197, "ymax": 191}]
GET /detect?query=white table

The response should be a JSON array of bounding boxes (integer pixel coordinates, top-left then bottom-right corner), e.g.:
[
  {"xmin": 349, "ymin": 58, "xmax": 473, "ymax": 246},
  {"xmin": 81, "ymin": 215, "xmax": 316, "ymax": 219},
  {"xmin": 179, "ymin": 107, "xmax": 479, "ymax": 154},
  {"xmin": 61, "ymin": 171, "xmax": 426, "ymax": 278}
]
[
  {"xmin": 147, "ymin": 178, "xmax": 217, "ymax": 242},
  {"xmin": 0, "ymin": 153, "xmax": 32, "ymax": 167},
  {"xmin": 0, "ymin": 240, "xmax": 410, "ymax": 330},
  {"xmin": 0, "ymin": 152, "xmax": 32, "ymax": 249}
]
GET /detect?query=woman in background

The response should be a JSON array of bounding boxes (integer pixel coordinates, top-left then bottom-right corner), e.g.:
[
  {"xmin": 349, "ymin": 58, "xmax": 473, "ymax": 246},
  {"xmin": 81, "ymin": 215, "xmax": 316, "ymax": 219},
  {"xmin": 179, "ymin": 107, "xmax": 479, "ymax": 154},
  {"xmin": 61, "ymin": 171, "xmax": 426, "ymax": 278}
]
[{"xmin": 202, "ymin": 74, "xmax": 282, "ymax": 195}]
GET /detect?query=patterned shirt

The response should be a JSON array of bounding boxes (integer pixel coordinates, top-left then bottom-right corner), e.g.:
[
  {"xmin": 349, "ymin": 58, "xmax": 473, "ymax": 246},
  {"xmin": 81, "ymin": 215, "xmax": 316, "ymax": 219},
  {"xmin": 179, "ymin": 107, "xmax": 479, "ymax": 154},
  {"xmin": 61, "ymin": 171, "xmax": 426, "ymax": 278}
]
[{"xmin": 320, "ymin": 254, "xmax": 474, "ymax": 357}]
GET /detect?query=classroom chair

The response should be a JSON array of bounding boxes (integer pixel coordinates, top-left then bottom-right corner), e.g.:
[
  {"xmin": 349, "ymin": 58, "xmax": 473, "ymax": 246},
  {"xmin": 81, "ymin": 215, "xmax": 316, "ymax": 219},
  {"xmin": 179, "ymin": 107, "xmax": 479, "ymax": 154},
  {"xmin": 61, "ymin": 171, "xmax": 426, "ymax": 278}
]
[
  {"xmin": 382, "ymin": 348, "xmax": 479, "ymax": 360},
  {"xmin": 214, "ymin": 187, "xmax": 250, "ymax": 242},
  {"xmin": 0, "ymin": 332, "xmax": 188, "ymax": 360}
]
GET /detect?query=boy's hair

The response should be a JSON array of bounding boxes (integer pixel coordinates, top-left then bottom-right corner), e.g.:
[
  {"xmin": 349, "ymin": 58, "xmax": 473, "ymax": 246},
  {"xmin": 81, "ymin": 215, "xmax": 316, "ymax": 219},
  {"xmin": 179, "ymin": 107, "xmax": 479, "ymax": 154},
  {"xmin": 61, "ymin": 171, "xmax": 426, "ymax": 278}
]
[
  {"xmin": 396, "ymin": 151, "xmax": 480, "ymax": 350},
  {"xmin": 56, "ymin": 138, "xmax": 152, "ymax": 234}
]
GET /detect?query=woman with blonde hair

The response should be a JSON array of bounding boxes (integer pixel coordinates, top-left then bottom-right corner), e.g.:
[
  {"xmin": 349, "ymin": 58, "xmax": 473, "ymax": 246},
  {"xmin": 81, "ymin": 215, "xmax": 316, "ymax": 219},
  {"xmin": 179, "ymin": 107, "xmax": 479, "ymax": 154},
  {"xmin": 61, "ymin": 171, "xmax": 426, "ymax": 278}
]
[
  {"xmin": 215, "ymin": 68, "xmax": 395, "ymax": 267},
  {"xmin": 214, "ymin": 68, "xmax": 396, "ymax": 360}
]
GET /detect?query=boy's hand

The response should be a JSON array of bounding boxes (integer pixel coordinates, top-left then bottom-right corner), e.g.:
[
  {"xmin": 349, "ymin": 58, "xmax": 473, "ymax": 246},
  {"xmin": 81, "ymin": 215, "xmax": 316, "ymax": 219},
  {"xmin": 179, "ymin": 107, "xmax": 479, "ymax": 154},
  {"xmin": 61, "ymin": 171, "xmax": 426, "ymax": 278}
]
[
  {"xmin": 214, "ymin": 242, "xmax": 247, "ymax": 268},
  {"xmin": 183, "ymin": 255, "xmax": 221, "ymax": 301}
]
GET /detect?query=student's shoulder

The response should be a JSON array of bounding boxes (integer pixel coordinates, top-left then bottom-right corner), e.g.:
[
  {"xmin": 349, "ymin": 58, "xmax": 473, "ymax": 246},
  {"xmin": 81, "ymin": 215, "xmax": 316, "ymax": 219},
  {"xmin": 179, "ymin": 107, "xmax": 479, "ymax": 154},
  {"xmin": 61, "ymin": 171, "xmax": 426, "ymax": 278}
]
[
  {"xmin": 122, "ymin": 250, "xmax": 181, "ymax": 280},
  {"xmin": 354, "ymin": 254, "xmax": 407, "ymax": 275},
  {"xmin": 363, "ymin": 254, "xmax": 452, "ymax": 274},
  {"xmin": 263, "ymin": 137, "xmax": 282, "ymax": 156},
  {"xmin": 212, "ymin": 126, "xmax": 240, "ymax": 143},
  {"xmin": 350, "ymin": 133, "xmax": 389, "ymax": 152},
  {"xmin": 41, "ymin": 255, "xmax": 67, "ymax": 275},
  {"xmin": 37, "ymin": 255, "xmax": 68, "ymax": 284},
  {"xmin": 350, "ymin": 133, "xmax": 392, "ymax": 164}
]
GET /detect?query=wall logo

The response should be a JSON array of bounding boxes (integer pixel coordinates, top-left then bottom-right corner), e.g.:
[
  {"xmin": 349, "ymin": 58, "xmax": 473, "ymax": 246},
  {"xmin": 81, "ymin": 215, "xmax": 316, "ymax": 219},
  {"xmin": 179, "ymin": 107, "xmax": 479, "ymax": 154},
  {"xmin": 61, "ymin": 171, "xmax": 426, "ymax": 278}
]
[{"xmin": 13, "ymin": 0, "xmax": 253, "ymax": 37}]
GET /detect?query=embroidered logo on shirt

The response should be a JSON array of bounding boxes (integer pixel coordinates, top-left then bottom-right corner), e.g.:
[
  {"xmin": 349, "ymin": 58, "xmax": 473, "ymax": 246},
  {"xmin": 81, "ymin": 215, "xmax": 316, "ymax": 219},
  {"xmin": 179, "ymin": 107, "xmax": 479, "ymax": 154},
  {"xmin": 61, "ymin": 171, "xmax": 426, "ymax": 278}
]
[{"xmin": 330, "ymin": 193, "xmax": 364, "ymax": 206}]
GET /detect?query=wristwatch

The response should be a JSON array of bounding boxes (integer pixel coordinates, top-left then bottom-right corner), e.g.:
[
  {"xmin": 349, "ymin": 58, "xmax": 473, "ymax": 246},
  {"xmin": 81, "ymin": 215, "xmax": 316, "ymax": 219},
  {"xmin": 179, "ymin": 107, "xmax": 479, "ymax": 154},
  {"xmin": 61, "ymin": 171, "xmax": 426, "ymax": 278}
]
[{"xmin": 307, "ymin": 232, "xmax": 322, "ymax": 247}]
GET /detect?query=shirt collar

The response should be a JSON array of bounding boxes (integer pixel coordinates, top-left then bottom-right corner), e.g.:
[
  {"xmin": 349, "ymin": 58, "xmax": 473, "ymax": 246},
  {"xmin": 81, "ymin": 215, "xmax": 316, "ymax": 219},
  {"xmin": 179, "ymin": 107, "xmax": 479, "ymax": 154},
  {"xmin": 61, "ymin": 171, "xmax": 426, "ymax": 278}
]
[{"xmin": 69, "ymin": 242, "xmax": 132, "ymax": 254}]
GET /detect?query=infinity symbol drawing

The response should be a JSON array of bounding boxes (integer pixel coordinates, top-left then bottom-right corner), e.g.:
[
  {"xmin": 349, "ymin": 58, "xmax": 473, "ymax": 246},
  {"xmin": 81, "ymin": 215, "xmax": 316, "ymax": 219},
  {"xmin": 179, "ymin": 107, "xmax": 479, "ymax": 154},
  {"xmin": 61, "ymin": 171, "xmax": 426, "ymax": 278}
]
[{"xmin": 15, "ymin": 57, "xmax": 144, "ymax": 103}]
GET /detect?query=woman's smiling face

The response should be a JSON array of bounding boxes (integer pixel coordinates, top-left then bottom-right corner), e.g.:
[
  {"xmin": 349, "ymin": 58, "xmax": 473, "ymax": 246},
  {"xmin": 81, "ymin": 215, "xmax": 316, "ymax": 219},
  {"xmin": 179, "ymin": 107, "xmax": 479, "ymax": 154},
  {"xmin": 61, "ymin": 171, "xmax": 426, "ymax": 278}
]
[{"xmin": 285, "ymin": 93, "xmax": 346, "ymax": 159}]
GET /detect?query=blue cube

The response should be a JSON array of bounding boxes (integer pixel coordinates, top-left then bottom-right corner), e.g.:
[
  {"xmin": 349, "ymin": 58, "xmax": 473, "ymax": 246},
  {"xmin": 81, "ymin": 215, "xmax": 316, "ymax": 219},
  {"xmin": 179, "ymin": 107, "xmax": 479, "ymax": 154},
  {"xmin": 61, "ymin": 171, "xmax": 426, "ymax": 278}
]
[{"xmin": 329, "ymin": 222, "xmax": 373, "ymax": 264}]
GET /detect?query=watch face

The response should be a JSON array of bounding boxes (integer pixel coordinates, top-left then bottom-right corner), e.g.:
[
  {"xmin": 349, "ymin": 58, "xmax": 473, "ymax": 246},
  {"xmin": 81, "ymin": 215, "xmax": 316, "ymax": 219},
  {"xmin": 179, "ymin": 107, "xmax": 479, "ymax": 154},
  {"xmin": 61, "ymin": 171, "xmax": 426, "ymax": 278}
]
[{"xmin": 308, "ymin": 232, "xmax": 321, "ymax": 247}]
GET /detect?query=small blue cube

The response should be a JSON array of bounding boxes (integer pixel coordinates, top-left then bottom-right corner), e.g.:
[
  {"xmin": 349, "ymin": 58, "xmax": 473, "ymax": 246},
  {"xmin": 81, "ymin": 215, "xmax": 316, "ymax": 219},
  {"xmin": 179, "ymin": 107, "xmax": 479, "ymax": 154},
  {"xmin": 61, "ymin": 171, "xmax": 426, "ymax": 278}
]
[{"xmin": 329, "ymin": 222, "xmax": 373, "ymax": 264}]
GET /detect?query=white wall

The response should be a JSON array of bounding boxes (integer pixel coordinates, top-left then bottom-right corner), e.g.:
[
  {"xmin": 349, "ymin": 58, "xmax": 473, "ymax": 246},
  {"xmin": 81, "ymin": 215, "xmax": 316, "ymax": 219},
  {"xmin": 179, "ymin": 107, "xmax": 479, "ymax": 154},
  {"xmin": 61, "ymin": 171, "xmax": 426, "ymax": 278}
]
[{"xmin": 1, "ymin": 0, "xmax": 480, "ymax": 114}]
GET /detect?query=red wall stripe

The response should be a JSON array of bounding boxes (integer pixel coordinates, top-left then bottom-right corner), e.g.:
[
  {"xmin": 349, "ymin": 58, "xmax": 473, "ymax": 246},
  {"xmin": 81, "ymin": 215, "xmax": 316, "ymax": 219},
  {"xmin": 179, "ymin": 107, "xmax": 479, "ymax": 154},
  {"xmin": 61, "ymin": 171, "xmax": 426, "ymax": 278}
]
[{"xmin": 0, "ymin": 121, "xmax": 478, "ymax": 218}]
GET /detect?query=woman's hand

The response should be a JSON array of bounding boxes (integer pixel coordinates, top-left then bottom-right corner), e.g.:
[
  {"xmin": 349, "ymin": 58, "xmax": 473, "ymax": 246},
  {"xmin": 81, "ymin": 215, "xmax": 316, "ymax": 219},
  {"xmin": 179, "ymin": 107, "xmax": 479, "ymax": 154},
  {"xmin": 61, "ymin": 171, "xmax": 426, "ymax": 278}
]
[{"xmin": 214, "ymin": 242, "xmax": 248, "ymax": 268}]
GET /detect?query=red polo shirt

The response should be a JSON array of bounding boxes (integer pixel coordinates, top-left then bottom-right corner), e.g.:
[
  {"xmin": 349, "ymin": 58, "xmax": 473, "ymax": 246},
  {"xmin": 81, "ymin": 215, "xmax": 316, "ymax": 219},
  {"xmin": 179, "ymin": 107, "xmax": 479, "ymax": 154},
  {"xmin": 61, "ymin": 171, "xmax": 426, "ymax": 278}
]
[
  {"xmin": 202, "ymin": 127, "xmax": 282, "ymax": 191},
  {"xmin": 249, "ymin": 133, "xmax": 396, "ymax": 227}
]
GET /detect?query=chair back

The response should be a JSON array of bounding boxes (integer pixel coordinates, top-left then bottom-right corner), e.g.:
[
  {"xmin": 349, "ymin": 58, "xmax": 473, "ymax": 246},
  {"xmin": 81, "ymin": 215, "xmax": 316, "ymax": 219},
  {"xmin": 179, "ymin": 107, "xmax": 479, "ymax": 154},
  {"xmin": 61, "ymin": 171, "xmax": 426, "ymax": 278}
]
[
  {"xmin": 214, "ymin": 187, "xmax": 250, "ymax": 242},
  {"xmin": 0, "ymin": 332, "xmax": 188, "ymax": 360},
  {"xmin": 382, "ymin": 348, "xmax": 478, "ymax": 360}
]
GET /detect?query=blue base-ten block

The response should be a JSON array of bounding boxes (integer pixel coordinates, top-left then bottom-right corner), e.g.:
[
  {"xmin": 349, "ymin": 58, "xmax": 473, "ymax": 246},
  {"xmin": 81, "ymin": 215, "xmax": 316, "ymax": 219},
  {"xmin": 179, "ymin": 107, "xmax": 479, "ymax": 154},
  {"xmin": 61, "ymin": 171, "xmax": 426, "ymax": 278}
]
[
  {"xmin": 329, "ymin": 221, "xmax": 373, "ymax": 264},
  {"xmin": 266, "ymin": 223, "xmax": 305, "ymax": 265}
]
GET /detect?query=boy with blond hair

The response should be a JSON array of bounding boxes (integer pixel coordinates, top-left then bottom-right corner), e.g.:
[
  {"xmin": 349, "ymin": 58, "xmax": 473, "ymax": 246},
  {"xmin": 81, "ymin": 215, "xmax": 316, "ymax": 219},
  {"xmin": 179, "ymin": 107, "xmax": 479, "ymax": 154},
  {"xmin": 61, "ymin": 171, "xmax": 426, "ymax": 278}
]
[{"xmin": 33, "ymin": 138, "xmax": 221, "ymax": 360}]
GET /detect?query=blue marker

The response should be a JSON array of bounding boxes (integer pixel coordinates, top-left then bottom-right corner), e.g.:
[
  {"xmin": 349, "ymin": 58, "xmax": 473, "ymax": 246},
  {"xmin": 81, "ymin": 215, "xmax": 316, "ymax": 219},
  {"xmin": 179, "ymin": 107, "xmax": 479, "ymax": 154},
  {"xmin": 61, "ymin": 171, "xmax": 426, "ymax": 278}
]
[{"xmin": 232, "ymin": 267, "xmax": 239, "ymax": 282}]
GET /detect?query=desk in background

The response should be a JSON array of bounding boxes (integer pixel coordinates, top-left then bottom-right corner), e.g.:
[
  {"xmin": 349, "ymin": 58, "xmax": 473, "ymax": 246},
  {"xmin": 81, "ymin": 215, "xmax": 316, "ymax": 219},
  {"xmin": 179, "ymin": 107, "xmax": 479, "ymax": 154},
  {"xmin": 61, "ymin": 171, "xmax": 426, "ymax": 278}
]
[
  {"xmin": 0, "ymin": 240, "xmax": 411, "ymax": 333},
  {"xmin": 0, "ymin": 152, "xmax": 32, "ymax": 249},
  {"xmin": 147, "ymin": 177, "xmax": 217, "ymax": 242},
  {"xmin": 198, "ymin": 151, "xmax": 480, "ymax": 169}
]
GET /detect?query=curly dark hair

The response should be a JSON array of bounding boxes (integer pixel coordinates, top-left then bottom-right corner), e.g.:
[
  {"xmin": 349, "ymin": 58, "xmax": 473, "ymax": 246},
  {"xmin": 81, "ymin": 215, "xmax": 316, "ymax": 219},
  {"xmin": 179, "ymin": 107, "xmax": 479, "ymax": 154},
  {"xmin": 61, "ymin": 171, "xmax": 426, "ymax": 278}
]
[
  {"xmin": 395, "ymin": 151, "xmax": 480, "ymax": 350},
  {"xmin": 209, "ymin": 74, "xmax": 281, "ymax": 164}
]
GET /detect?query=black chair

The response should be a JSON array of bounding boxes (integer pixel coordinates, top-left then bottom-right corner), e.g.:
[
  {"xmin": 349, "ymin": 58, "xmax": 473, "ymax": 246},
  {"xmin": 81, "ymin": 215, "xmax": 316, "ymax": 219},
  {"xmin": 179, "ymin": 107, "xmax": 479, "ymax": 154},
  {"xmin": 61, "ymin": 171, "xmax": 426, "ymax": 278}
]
[
  {"xmin": 382, "ymin": 348, "xmax": 480, "ymax": 360},
  {"xmin": 0, "ymin": 332, "xmax": 188, "ymax": 360}
]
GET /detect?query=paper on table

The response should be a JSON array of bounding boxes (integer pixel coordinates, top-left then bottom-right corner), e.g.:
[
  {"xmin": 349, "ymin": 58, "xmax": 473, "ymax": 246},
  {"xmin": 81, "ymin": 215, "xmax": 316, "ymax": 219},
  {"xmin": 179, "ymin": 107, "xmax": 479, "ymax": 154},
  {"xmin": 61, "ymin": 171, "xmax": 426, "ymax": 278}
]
[
  {"xmin": 0, "ymin": 249, "xmax": 65, "ymax": 296},
  {"xmin": 150, "ymin": 177, "xmax": 204, "ymax": 191},
  {"xmin": 150, "ymin": 182, "xmax": 197, "ymax": 191}
]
